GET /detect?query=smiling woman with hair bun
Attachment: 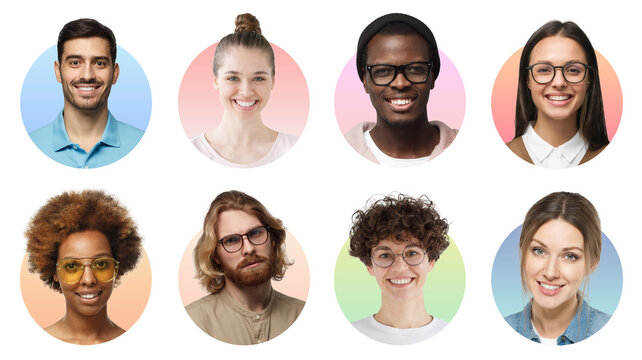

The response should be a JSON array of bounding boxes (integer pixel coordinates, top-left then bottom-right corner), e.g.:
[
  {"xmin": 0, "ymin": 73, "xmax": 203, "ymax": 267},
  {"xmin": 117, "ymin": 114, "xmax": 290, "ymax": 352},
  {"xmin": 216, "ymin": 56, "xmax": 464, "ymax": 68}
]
[{"xmin": 190, "ymin": 13, "xmax": 298, "ymax": 168}]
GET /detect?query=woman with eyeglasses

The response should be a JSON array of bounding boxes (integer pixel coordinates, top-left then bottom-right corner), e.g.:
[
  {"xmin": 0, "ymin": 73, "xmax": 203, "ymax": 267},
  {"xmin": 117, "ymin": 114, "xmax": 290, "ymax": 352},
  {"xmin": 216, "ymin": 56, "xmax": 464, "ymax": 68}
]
[
  {"xmin": 507, "ymin": 21, "xmax": 609, "ymax": 168},
  {"xmin": 504, "ymin": 192, "xmax": 611, "ymax": 345},
  {"xmin": 25, "ymin": 190, "xmax": 142, "ymax": 344},
  {"xmin": 190, "ymin": 13, "xmax": 298, "ymax": 168},
  {"xmin": 348, "ymin": 194, "xmax": 450, "ymax": 344}
]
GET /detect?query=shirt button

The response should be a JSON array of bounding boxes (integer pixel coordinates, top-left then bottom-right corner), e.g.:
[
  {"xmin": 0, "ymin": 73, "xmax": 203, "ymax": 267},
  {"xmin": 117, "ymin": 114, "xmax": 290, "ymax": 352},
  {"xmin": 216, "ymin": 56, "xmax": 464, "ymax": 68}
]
[
  {"xmin": 256, "ymin": 340, "xmax": 262, "ymax": 344},
  {"xmin": 255, "ymin": 315, "xmax": 260, "ymax": 320}
]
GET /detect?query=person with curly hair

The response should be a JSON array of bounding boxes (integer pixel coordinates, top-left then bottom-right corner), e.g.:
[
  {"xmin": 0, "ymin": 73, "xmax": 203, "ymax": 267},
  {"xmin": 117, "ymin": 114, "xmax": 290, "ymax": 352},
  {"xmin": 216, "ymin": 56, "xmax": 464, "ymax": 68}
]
[
  {"xmin": 186, "ymin": 190, "xmax": 304, "ymax": 345},
  {"xmin": 25, "ymin": 189, "xmax": 142, "ymax": 344},
  {"xmin": 348, "ymin": 193, "xmax": 450, "ymax": 344}
]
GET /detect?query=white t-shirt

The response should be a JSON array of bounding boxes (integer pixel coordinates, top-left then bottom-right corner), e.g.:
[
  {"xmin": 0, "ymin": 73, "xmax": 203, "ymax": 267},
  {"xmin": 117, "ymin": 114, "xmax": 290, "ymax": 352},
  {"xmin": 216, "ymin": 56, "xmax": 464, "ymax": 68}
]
[
  {"xmin": 352, "ymin": 315, "xmax": 448, "ymax": 345},
  {"xmin": 190, "ymin": 132, "xmax": 298, "ymax": 168},
  {"xmin": 364, "ymin": 130, "xmax": 430, "ymax": 167},
  {"xmin": 522, "ymin": 124, "xmax": 588, "ymax": 169},
  {"xmin": 531, "ymin": 320, "xmax": 558, "ymax": 346}
]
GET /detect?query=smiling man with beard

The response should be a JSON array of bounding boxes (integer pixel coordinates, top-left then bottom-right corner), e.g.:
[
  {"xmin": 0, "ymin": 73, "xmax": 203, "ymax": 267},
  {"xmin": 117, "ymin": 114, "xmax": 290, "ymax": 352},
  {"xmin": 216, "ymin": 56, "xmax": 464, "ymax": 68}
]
[
  {"xmin": 186, "ymin": 191, "xmax": 305, "ymax": 345},
  {"xmin": 28, "ymin": 18, "xmax": 143, "ymax": 169},
  {"xmin": 344, "ymin": 13, "xmax": 458, "ymax": 167}
]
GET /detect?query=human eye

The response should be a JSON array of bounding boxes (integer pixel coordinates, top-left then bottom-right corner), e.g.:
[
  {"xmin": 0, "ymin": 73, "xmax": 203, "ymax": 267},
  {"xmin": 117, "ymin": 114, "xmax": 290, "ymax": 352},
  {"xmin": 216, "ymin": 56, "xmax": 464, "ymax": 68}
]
[
  {"xmin": 68, "ymin": 59, "xmax": 81, "ymax": 67},
  {"xmin": 248, "ymin": 226, "xmax": 266, "ymax": 238},
  {"xmin": 226, "ymin": 76, "xmax": 239, "ymax": 81},
  {"xmin": 406, "ymin": 64, "xmax": 428, "ymax": 75},
  {"xmin": 372, "ymin": 66, "xmax": 393, "ymax": 77},
  {"xmin": 535, "ymin": 65, "xmax": 552, "ymax": 74},
  {"xmin": 93, "ymin": 259, "xmax": 109, "ymax": 269},
  {"xmin": 253, "ymin": 76, "xmax": 266, "ymax": 81},
  {"xmin": 63, "ymin": 261, "xmax": 80, "ymax": 272},
  {"xmin": 225, "ymin": 235, "xmax": 243, "ymax": 246},
  {"xmin": 531, "ymin": 247, "xmax": 546, "ymax": 256},
  {"xmin": 563, "ymin": 252, "xmax": 580, "ymax": 261},
  {"xmin": 565, "ymin": 63, "xmax": 583, "ymax": 74}
]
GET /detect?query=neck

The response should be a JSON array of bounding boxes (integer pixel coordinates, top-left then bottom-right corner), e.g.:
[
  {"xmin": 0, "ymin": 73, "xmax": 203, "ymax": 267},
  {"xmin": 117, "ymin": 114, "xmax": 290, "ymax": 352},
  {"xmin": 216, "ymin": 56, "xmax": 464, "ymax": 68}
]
[
  {"xmin": 60, "ymin": 304, "xmax": 113, "ymax": 339},
  {"xmin": 533, "ymin": 113, "xmax": 578, "ymax": 147},
  {"xmin": 62, "ymin": 104, "xmax": 109, "ymax": 152},
  {"xmin": 370, "ymin": 114, "xmax": 439, "ymax": 158},
  {"xmin": 531, "ymin": 294, "xmax": 579, "ymax": 339},
  {"xmin": 374, "ymin": 293, "xmax": 431, "ymax": 329},
  {"xmin": 210, "ymin": 110, "xmax": 273, "ymax": 146},
  {"xmin": 224, "ymin": 279, "xmax": 273, "ymax": 313}
]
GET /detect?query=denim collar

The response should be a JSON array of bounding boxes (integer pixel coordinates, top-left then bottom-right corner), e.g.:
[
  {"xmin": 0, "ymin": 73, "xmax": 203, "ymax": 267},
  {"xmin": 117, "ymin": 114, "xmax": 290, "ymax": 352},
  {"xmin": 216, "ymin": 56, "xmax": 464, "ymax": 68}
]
[
  {"xmin": 52, "ymin": 110, "xmax": 121, "ymax": 151},
  {"xmin": 520, "ymin": 298, "xmax": 592, "ymax": 345}
]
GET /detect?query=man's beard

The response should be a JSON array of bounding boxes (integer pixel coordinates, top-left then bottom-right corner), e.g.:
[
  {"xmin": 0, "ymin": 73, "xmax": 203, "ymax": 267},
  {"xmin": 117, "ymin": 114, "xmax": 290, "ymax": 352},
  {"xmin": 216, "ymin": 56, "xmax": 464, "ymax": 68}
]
[{"xmin": 222, "ymin": 253, "xmax": 276, "ymax": 287}]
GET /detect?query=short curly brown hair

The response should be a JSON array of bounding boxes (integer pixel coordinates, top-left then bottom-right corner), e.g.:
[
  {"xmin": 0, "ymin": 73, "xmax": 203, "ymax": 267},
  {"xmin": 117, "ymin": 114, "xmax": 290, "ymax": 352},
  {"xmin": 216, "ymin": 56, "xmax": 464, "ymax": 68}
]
[
  {"xmin": 25, "ymin": 190, "xmax": 142, "ymax": 293},
  {"xmin": 349, "ymin": 194, "xmax": 449, "ymax": 266}
]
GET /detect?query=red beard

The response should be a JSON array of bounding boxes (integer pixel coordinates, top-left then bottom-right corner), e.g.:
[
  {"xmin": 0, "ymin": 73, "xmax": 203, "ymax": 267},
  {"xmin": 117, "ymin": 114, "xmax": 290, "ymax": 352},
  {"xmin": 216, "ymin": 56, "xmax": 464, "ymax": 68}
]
[{"xmin": 223, "ymin": 254, "xmax": 275, "ymax": 287}]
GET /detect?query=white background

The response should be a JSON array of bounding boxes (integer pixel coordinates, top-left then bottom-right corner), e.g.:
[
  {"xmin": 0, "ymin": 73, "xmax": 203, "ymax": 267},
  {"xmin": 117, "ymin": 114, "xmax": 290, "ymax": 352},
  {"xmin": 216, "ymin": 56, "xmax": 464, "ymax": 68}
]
[{"xmin": 1, "ymin": 0, "xmax": 636, "ymax": 357}]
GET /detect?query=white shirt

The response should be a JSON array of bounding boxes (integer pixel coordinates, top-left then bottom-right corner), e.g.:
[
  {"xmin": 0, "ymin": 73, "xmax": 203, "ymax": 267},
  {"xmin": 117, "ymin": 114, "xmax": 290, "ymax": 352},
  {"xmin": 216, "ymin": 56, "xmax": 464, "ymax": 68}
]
[
  {"xmin": 531, "ymin": 320, "xmax": 558, "ymax": 346},
  {"xmin": 352, "ymin": 315, "xmax": 448, "ymax": 345},
  {"xmin": 364, "ymin": 130, "xmax": 431, "ymax": 167},
  {"xmin": 522, "ymin": 124, "xmax": 588, "ymax": 169},
  {"xmin": 190, "ymin": 132, "xmax": 298, "ymax": 168}
]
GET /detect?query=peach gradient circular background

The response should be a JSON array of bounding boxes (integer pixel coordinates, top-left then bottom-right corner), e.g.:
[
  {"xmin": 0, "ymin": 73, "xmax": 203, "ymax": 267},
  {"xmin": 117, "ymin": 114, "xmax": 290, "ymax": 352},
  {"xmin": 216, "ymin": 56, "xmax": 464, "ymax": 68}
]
[
  {"xmin": 334, "ymin": 51, "xmax": 465, "ymax": 134},
  {"xmin": 179, "ymin": 42, "xmax": 309, "ymax": 138},
  {"xmin": 178, "ymin": 230, "xmax": 309, "ymax": 306},
  {"xmin": 20, "ymin": 250, "xmax": 152, "ymax": 331},
  {"xmin": 492, "ymin": 48, "xmax": 622, "ymax": 143}
]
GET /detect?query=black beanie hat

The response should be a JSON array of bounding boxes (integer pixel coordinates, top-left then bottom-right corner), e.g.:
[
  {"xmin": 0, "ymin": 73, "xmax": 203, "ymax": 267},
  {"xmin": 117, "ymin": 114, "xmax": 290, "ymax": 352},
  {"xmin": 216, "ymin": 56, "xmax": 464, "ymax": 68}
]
[{"xmin": 356, "ymin": 13, "xmax": 440, "ymax": 82}]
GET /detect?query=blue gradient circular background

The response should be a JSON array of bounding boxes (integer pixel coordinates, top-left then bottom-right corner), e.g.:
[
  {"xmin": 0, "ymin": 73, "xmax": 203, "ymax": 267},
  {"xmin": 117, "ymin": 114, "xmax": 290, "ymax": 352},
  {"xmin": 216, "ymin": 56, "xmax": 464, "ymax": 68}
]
[
  {"xmin": 492, "ymin": 224, "xmax": 623, "ymax": 318},
  {"xmin": 21, "ymin": 45, "xmax": 152, "ymax": 133}
]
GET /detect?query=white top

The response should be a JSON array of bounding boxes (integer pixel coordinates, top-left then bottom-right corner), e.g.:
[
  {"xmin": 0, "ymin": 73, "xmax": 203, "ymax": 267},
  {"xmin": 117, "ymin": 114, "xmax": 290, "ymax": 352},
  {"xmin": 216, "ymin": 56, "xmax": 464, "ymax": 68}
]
[
  {"xmin": 531, "ymin": 320, "xmax": 557, "ymax": 346},
  {"xmin": 364, "ymin": 130, "xmax": 431, "ymax": 167},
  {"xmin": 190, "ymin": 132, "xmax": 298, "ymax": 168},
  {"xmin": 522, "ymin": 124, "xmax": 588, "ymax": 169},
  {"xmin": 352, "ymin": 315, "xmax": 448, "ymax": 345}
]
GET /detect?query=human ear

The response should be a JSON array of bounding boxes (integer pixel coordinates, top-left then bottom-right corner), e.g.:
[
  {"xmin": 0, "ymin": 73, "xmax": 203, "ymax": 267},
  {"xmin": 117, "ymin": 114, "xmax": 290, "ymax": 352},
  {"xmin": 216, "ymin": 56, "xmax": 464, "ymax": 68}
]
[
  {"xmin": 213, "ymin": 76, "xmax": 220, "ymax": 90},
  {"xmin": 53, "ymin": 273, "xmax": 59, "ymax": 283},
  {"xmin": 366, "ymin": 264, "xmax": 375, "ymax": 276},
  {"xmin": 112, "ymin": 63, "xmax": 120, "ymax": 84},
  {"xmin": 54, "ymin": 61, "xmax": 62, "ymax": 83},
  {"xmin": 362, "ymin": 73, "xmax": 369, "ymax": 94},
  {"xmin": 425, "ymin": 259, "xmax": 436, "ymax": 272}
]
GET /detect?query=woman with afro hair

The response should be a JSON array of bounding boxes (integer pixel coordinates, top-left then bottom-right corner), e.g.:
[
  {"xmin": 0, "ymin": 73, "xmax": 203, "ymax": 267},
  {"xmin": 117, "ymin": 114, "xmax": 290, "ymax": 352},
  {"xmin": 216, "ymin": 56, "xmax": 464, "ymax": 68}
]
[{"xmin": 25, "ymin": 189, "xmax": 142, "ymax": 344}]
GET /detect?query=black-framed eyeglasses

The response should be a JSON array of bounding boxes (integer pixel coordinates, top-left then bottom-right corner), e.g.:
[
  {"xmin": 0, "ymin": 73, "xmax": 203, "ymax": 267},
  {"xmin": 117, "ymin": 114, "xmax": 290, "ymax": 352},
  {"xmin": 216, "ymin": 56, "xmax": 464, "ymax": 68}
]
[
  {"xmin": 366, "ymin": 61, "xmax": 432, "ymax": 86},
  {"xmin": 526, "ymin": 62, "xmax": 591, "ymax": 84},
  {"xmin": 217, "ymin": 225, "xmax": 270, "ymax": 253},
  {"xmin": 370, "ymin": 244, "xmax": 427, "ymax": 268}
]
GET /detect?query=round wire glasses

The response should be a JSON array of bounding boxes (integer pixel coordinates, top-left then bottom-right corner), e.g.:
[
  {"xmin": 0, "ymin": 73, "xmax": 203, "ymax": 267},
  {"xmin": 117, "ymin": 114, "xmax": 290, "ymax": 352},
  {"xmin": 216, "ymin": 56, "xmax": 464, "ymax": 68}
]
[{"xmin": 370, "ymin": 244, "xmax": 427, "ymax": 268}]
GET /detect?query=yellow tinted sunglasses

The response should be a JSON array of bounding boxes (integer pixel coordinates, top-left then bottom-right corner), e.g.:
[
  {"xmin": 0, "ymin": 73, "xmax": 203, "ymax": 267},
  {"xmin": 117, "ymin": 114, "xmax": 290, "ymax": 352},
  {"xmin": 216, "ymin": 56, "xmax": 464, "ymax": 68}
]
[{"xmin": 56, "ymin": 257, "xmax": 119, "ymax": 284}]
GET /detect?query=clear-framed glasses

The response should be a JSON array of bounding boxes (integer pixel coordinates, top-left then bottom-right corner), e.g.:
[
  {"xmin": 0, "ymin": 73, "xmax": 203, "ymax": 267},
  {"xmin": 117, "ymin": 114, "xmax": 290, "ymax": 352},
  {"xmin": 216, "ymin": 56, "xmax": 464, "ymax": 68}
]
[
  {"xmin": 370, "ymin": 244, "xmax": 427, "ymax": 268},
  {"xmin": 217, "ymin": 225, "xmax": 270, "ymax": 253},
  {"xmin": 366, "ymin": 61, "xmax": 432, "ymax": 86},
  {"xmin": 56, "ymin": 257, "xmax": 119, "ymax": 284},
  {"xmin": 526, "ymin": 62, "xmax": 591, "ymax": 84}
]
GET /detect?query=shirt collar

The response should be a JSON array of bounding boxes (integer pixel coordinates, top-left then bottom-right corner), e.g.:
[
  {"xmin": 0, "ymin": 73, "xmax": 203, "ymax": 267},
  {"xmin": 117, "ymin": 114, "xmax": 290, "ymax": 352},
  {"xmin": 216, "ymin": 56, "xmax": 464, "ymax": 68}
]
[
  {"xmin": 521, "ymin": 297, "xmax": 591, "ymax": 344},
  {"xmin": 523, "ymin": 123, "xmax": 586, "ymax": 164},
  {"xmin": 52, "ymin": 110, "xmax": 121, "ymax": 151}
]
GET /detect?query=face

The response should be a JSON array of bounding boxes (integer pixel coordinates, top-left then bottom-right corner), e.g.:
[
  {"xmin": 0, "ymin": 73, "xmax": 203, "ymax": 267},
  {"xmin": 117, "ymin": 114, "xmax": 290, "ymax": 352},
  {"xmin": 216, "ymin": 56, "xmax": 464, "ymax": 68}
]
[
  {"xmin": 528, "ymin": 36, "xmax": 589, "ymax": 124},
  {"xmin": 55, "ymin": 37, "xmax": 119, "ymax": 113},
  {"xmin": 214, "ymin": 47, "xmax": 274, "ymax": 120},
  {"xmin": 366, "ymin": 237, "xmax": 435, "ymax": 302},
  {"xmin": 53, "ymin": 230, "xmax": 115, "ymax": 318},
  {"xmin": 214, "ymin": 210, "xmax": 275, "ymax": 287},
  {"xmin": 363, "ymin": 33, "xmax": 434, "ymax": 127},
  {"xmin": 524, "ymin": 219, "xmax": 592, "ymax": 312}
]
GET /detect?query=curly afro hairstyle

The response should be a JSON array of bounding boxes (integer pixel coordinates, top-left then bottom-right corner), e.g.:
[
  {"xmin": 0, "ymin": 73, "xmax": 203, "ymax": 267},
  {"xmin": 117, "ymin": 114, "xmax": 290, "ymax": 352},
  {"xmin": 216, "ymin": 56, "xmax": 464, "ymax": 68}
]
[
  {"xmin": 349, "ymin": 193, "xmax": 449, "ymax": 266},
  {"xmin": 25, "ymin": 190, "xmax": 142, "ymax": 293}
]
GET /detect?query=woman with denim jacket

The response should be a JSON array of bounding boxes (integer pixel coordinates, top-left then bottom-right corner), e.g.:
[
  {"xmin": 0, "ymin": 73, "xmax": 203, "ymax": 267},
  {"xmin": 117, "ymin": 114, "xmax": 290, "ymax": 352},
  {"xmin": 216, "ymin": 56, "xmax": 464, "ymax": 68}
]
[{"xmin": 504, "ymin": 192, "xmax": 611, "ymax": 345}]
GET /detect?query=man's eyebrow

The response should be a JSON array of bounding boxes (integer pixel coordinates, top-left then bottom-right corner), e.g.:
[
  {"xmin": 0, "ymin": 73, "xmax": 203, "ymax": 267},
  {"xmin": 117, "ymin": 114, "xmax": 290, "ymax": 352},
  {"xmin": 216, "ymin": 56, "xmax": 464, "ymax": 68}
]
[{"xmin": 63, "ymin": 55, "xmax": 112, "ymax": 63}]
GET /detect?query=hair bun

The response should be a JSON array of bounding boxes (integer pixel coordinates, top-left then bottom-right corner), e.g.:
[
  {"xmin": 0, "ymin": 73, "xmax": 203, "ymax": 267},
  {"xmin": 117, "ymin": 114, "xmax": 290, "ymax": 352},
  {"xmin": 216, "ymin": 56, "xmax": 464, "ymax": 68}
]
[{"xmin": 234, "ymin": 13, "xmax": 262, "ymax": 35}]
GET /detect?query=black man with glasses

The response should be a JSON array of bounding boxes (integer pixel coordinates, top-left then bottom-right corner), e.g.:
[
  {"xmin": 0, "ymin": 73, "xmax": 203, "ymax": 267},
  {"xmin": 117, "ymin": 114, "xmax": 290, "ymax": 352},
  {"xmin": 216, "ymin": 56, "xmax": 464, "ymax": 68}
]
[{"xmin": 344, "ymin": 13, "xmax": 458, "ymax": 166}]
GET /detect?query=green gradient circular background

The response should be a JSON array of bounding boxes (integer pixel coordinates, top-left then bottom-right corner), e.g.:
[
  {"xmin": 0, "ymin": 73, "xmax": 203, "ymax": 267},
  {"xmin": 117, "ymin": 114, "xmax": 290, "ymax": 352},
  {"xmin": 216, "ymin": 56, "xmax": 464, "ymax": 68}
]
[{"xmin": 334, "ymin": 238, "xmax": 466, "ymax": 322}]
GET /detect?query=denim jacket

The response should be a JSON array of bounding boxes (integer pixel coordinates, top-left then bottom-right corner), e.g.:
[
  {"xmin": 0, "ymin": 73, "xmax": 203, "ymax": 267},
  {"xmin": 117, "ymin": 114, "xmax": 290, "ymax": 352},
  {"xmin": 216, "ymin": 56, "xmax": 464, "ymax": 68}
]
[{"xmin": 504, "ymin": 299, "xmax": 611, "ymax": 345}]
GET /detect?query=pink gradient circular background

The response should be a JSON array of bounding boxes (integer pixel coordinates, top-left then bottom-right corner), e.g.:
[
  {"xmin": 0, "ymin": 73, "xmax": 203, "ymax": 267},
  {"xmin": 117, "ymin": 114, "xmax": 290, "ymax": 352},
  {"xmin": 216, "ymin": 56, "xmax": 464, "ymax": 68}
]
[
  {"xmin": 20, "ymin": 251, "xmax": 152, "ymax": 331},
  {"xmin": 178, "ymin": 230, "xmax": 309, "ymax": 306},
  {"xmin": 492, "ymin": 48, "xmax": 622, "ymax": 143},
  {"xmin": 335, "ymin": 51, "xmax": 465, "ymax": 134},
  {"xmin": 179, "ymin": 43, "xmax": 309, "ymax": 138}
]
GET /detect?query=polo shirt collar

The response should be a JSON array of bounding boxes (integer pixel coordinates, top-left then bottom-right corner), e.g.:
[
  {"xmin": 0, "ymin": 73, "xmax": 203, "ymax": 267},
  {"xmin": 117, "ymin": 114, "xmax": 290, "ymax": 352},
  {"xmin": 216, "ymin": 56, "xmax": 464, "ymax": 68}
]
[
  {"xmin": 523, "ymin": 124, "xmax": 585, "ymax": 164},
  {"xmin": 52, "ymin": 111, "xmax": 120, "ymax": 151}
]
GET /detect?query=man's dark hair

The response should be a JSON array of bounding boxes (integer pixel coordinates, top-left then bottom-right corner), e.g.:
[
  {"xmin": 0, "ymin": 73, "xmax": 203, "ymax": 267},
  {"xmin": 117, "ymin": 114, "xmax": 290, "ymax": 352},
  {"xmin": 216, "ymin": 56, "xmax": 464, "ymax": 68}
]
[{"xmin": 57, "ymin": 18, "xmax": 117, "ymax": 63}]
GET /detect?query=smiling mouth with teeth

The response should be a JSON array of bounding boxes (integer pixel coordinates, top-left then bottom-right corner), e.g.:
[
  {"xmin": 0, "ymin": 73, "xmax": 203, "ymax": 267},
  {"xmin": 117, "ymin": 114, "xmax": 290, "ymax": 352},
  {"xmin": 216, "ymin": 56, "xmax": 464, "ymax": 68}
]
[
  {"xmin": 388, "ymin": 98, "xmax": 412, "ymax": 106},
  {"xmin": 235, "ymin": 100, "xmax": 257, "ymax": 107},
  {"xmin": 77, "ymin": 291, "xmax": 102, "ymax": 299},
  {"xmin": 389, "ymin": 278, "xmax": 413, "ymax": 285},
  {"xmin": 538, "ymin": 281, "xmax": 562, "ymax": 291},
  {"xmin": 546, "ymin": 95, "xmax": 571, "ymax": 101}
]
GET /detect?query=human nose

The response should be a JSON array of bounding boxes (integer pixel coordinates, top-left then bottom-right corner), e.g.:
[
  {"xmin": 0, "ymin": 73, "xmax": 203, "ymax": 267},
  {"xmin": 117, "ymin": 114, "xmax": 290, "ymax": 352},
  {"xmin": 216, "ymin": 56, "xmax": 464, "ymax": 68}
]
[
  {"xmin": 241, "ymin": 235, "xmax": 257, "ymax": 256},
  {"xmin": 550, "ymin": 67, "xmax": 567, "ymax": 87},
  {"xmin": 239, "ymin": 79, "xmax": 254, "ymax": 96},
  {"xmin": 79, "ymin": 264, "xmax": 97, "ymax": 285},
  {"xmin": 389, "ymin": 69, "xmax": 411, "ymax": 89},
  {"xmin": 543, "ymin": 257, "xmax": 560, "ymax": 280},
  {"xmin": 390, "ymin": 253, "xmax": 409, "ymax": 270}
]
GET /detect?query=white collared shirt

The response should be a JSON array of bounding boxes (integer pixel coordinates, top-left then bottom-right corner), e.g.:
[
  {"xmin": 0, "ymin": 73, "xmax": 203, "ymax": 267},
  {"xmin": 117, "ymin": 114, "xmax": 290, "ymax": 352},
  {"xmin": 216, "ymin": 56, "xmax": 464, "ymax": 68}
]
[{"xmin": 522, "ymin": 124, "xmax": 588, "ymax": 169}]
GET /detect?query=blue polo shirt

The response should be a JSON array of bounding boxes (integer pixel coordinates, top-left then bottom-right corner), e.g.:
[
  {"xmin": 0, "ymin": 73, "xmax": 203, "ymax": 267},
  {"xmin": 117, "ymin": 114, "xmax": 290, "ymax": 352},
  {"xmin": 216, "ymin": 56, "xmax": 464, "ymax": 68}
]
[{"xmin": 29, "ymin": 111, "xmax": 144, "ymax": 169}]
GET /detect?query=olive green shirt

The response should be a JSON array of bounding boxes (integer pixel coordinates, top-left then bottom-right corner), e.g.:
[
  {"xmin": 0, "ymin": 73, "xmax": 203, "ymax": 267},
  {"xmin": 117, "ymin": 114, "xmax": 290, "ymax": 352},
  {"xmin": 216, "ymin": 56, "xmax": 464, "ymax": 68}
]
[{"xmin": 185, "ymin": 288, "xmax": 305, "ymax": 345}]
